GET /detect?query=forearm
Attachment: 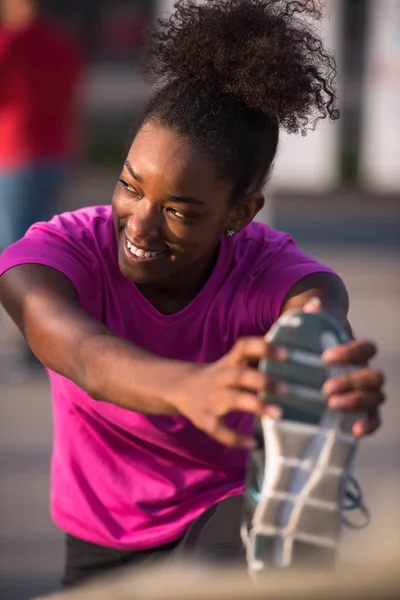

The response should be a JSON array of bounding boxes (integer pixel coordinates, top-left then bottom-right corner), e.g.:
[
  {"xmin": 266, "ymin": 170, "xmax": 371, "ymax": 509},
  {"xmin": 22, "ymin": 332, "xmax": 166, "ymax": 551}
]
[
  {"xmin": 78, "ymin": 333, "xmax": 197, "ymax": 414},
  {"xmin": 0, "ymin": 264, "xmax": 198, "ymax": 414}
]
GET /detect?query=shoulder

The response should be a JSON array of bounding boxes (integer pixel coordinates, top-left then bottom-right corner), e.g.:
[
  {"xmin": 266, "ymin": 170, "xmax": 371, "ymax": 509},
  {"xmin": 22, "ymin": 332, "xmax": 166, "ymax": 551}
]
[
  {"xmin": 235, "ymin": 221, "xmax": 288, "ymax": 247},
  {"xmin": 233, "ymin": 221, "xmax": 325, "ymax": 270},
  {"xmin": 232, "ymin": 222, "xmax": 339, "ymax": 329},
  {"xmin": 0, "ymin": 205, "xmax": 116, "ymax": 279},
  {"xmin": 22, "ymin": 205, "xmax": 114, "ymax": 251},
  {"xmin": 36, "ymin": 204, "xmax": 113, "ymax": 239},
  {"xmin": 0, "ymin": 205, "xmax": 116, "ymax": 314}
]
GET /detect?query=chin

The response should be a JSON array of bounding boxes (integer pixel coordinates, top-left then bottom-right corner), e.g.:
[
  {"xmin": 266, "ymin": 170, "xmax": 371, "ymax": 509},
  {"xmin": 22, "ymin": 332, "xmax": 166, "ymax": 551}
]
[{"xmin": 118, "ymin": 256, "xmax": 167, "ymax": 285}]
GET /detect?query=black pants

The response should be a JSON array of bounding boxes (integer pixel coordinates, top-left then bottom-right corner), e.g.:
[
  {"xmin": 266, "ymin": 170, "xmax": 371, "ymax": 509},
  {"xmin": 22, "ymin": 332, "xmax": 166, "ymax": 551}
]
[{"xmin": 62, "ymin": 494, "xmax": 246, "ymax": 588}]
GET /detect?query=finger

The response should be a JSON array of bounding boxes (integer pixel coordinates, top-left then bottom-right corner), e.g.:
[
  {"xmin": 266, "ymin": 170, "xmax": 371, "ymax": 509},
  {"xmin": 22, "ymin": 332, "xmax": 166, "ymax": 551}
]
[
  {"xmin": 221, "ymin": 391, "xmax": 265, "ymax": 416},
  {"xmin": 226, "ymin": 390, "xmax": 283, "ymax": 420},
  {"xmin": 322, "ymin": 339, "xmax": 377, "ymax": 365},
  {"xmin": 224, "ymin": 367, "xmax": 287, "ymax": 395},
  {"xmin": 263, "ymin": 404, "xmax": 283, "ymax": 420},
  {"xmin": 328, "ymin": 390, "xmax": 385, "ymax": 412},
  {"xmin": 352, "ymin": 410, "xmax": 381, "ymax": 437},
  {"xmin": 302, "ymin": 296, "xmax": 323, "ymax": 314},
  {"xmin": 209, "ymin": 420, "xmax": 256, "ymax": 449},
  {"xmin": 323, "ymin": 368, "xmax": 385, "ymax": 395},
  {"xmin": 229, "ymin": 337, "xmax": 288, "ymax": 365}
]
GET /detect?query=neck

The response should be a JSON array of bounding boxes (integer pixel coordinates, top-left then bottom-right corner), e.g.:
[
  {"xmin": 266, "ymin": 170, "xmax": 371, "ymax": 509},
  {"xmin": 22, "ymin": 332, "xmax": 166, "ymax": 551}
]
[
  {"xmin": 137, "ymin": 245, "xmax": 220, "ymax": 314},
  {"xmin": 1, "ymin": 1, "xmax": 37, "ymax": 30}
]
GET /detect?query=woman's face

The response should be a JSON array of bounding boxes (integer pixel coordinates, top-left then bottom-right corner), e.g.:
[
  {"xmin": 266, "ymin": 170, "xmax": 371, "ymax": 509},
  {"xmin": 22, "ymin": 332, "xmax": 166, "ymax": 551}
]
[{"xmin": 112, "ymin": 121, "xmax": 259, "ymax": 287}]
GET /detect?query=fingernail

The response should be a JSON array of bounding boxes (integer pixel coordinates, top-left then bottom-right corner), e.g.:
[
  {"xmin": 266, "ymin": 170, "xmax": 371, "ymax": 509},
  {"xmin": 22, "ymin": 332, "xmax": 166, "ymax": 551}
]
[
  {"xmin": 275, "ymin": 346, "xmax": 289, "ymax": 360},
  {"xmin": 262, "ymin": 340, "xmax": 288, "ymax": 360},
  {"xmin": 264, "ymin": 405, "xmax": 282, "ymax": 420},
  {"xmin": 323, "ymin": 380, "xmax": 341, "ymax": 395},
  {"xmin": 328, "ymin": 395, "xmax": 347, "ymax": 409},
  {"xmin": 322, "ymin": 349, "xmax": 336, "ymax": 363},
  {"xmin": 352, "ymin": 421, "xmax": 365, "ymax": 438},
  {"xmin": 355, "ymin": 418, "xmax": 377, "ymax": 437}
]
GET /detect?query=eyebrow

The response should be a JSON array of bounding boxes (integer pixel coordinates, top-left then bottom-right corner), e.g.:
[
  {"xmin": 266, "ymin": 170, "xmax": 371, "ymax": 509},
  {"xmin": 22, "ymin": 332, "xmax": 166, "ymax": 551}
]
[
  {"xmin": 124, "ymin": 161, "xmax": 143, "ymax": 183},
  {"xmin": 124, "ymin": 160, "xmax": 205, "ymax": 206},
  {"xmin": 163, "ymin": 194, "xmax": 205, "ymax": 206}
]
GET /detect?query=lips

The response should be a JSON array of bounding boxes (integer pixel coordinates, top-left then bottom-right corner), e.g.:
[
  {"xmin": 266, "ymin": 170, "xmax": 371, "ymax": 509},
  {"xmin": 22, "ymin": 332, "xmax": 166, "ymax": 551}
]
[
  {"xmin": 127, "ymin": 240, "xmax": 164, "ymax": 258},
  {"xmin": 123, "ymin": 236, "xmax": 168, "ymax": 263}
]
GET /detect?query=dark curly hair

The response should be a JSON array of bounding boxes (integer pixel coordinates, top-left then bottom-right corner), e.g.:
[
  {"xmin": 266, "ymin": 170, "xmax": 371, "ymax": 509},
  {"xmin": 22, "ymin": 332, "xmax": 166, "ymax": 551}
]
[{"xmin": 139, "ymin": 0, "xmax": 339, "ymax": 200}]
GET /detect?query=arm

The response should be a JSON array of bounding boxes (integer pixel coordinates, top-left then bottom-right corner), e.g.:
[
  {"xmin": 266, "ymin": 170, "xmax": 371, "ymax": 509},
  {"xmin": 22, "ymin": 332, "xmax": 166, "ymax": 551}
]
[
  {"xmin": 0, "ymin": 262, "xmax": 285, "ymax": 448},
  {"xmin": 280, "ymin": 271, "xmax": 351, "ymax": 331},
  {"xmin": 0, "ymin": 264, "xmax": 195, "ymax": 414}
]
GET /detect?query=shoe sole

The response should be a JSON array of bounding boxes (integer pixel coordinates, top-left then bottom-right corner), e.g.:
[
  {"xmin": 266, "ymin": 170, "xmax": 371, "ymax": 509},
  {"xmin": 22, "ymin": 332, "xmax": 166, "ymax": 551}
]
[{"xmin": 242, "ymin": 310, "xmax": 362, "ymax": 576}]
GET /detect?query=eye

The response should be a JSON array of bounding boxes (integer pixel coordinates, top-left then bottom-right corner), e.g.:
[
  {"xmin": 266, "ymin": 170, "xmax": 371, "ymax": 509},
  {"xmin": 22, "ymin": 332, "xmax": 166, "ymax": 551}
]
[
  {"xmin": 167, "ymin": 208, "xmax": 197, "ymax": 221},
  {"xmin": 118, "ymin": 178, "xmax": 140, "ymax": 197}
]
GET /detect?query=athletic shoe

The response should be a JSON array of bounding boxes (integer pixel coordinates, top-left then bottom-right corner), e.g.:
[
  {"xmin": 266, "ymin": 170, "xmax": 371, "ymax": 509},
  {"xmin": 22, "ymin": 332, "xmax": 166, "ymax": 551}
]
[{"xmin": 241, "ymin": 309, "xmax": 369, "ymax": 579}]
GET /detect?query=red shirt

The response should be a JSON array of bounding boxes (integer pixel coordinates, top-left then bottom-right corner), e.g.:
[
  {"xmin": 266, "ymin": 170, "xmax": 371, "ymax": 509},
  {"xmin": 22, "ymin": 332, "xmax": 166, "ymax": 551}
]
[{"xmin": 0, "ymin": 18, "xmax": 83, "ymax": 167}]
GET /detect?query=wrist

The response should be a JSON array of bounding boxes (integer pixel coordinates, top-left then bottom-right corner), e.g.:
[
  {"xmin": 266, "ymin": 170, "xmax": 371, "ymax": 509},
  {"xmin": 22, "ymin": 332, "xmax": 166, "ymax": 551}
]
[{"xmin": 161, "ymin": 361, "xmax": 203, "ymax": 413}]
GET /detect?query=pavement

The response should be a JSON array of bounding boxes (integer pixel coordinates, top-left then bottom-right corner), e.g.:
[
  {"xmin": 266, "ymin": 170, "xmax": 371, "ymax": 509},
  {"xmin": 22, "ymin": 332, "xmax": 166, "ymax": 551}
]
[{"xmin": 0, "ymin": 175, "xmax": 399, "ymax": 599}]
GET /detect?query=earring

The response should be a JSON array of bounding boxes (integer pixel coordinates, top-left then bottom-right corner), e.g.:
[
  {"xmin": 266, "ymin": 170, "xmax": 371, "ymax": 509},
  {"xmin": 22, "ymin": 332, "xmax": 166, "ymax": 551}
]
[{"xmin": 224, "ymin": 229, "xmax": 236, "ymax": 237}]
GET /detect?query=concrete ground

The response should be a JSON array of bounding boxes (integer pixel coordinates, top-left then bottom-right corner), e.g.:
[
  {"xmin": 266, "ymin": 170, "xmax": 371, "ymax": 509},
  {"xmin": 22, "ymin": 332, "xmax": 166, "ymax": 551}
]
[{"xmin": 0, "ymin": 177, "xmax": 399, "ymax": 599}]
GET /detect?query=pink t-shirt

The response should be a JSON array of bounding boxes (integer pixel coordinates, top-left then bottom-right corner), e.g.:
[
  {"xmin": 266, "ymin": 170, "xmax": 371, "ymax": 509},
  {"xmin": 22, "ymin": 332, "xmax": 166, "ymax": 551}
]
[{"xmin": 0, "ymin": 205, "xmax": 336, "ymax": 550}]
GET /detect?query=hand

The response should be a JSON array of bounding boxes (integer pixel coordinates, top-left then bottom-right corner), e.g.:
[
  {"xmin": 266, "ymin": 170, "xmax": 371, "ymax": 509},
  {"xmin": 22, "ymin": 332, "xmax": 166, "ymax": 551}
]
[
  {"xmin": 172, "ymin": 337, "xmax": 287, "ymax": 449},
  {"xmin": 304, "ymin": 298, "xmax": 385, "ymax": 437}
]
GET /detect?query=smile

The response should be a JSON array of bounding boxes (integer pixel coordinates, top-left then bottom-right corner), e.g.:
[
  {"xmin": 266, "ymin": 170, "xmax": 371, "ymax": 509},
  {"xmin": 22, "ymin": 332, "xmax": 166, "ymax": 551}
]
[{"xmin": 124, "ymin": 237, "xmax": 168, "ymax": 263}]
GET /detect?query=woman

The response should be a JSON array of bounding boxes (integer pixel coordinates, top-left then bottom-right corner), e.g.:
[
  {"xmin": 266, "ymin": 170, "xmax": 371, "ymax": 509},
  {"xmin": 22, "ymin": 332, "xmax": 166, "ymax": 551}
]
[{"xmin": 0, "ymin": 0, "xmax": 384, "ymax": 589}]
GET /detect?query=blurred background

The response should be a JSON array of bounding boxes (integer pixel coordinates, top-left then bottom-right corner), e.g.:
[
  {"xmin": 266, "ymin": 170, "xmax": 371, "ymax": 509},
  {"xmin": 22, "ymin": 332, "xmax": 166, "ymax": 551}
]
[{"xmin": 0, "ymin": 0, "xmax": 399, "ymax": 599}]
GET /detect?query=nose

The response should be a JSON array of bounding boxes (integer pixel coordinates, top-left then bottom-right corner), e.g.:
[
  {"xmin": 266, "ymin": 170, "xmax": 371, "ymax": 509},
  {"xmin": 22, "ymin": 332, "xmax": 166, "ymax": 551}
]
[{"xmin": 126, "ymin": 199, "xmax": 160, "ymax": 241}]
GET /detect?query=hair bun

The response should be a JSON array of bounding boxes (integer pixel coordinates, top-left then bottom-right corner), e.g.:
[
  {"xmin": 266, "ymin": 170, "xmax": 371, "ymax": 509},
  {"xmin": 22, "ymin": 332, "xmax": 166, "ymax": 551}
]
[{"xmin": 142, "ymin": 0, "xmax": 339, "ymax": 133}]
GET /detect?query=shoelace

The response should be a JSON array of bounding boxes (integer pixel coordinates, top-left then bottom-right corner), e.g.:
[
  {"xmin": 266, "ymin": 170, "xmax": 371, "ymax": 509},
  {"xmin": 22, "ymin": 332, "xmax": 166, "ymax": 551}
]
[
  {"xmin": 341, "ymin": 474, "xmax": 370, "ymax": 529},
  {"xmin": 249, "ymin": 472, "xmax": 370, "ymax": 529}
]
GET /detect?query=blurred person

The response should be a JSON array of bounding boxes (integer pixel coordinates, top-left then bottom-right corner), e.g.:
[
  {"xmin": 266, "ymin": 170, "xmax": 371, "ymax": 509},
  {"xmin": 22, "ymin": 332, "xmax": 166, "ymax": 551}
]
[
  {"xmin": 0, "ymin": 0, "xmax": 84, "ymax": 367},
  {"xmin": 0, "ymin": 0, "xmax": 385, "ymax": 592},
  {"xmin": 0, "ymin": 0, "xmax": 83, "ymax": 248}
]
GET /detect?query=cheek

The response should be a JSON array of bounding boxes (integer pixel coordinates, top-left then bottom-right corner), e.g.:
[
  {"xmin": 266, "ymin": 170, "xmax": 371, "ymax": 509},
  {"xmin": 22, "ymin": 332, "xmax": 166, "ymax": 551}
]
[
  {"xmin": 112, "ymin": 193, "xmax": 136, "ymax": 234},
  {"xmin": 171, "ymin": 222, "xmax": 224, "ymax": 261},
  {"xmin": 166, "ymin": 218, "xmax": 215, "ymax": 244},
  {"xmin": 111, "ymin": 198, "xmax": 120, "ymax": 231},
  {"xmin": 111, "ymin": 190, "xmax": 122, "ymax": 219},
  {"xmin": 112, "ymin": 190, "xmax": 129, "ymax": 217}
]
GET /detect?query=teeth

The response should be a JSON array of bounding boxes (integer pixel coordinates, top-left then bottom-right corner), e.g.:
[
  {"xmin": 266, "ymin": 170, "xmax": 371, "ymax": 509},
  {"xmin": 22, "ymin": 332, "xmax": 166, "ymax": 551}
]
[{"xmin": 127, "ymin": 240, "xmax": 162, "ymax": 258}]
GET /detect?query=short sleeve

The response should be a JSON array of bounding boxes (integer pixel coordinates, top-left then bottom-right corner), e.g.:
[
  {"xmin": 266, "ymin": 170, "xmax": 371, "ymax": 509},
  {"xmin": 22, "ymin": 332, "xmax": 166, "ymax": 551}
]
[
  {"xmin": 254, "ymin": 238, "xmax": 338, "ymax": 330},
  {"xmin": 0, "ymin": 218, "xmax": 100, "ymax": 313}
]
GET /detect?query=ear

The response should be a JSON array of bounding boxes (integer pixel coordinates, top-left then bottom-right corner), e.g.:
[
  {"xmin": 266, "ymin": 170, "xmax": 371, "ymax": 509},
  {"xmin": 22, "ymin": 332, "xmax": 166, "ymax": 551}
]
[{"xmin": 227, "ymin": 192, "xmax": 265, "ymax": 232}]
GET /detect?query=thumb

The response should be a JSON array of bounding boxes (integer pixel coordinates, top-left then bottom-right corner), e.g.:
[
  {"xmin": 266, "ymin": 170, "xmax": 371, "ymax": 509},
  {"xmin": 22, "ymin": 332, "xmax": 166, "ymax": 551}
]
[{"xmin": 302, "ymin": 296, "xmax": 323, "ymax": 314}]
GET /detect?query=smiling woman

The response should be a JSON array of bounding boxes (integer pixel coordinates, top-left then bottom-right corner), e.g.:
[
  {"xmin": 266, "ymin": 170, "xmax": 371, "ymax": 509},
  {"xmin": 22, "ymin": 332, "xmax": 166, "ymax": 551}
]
[
  {"xmin": 114, "ymin": 123, "xmax": 241, "ymax": 292},
  {"xmin": 0, "ymin": 0, "xmax": 385, "ymax": 592}
]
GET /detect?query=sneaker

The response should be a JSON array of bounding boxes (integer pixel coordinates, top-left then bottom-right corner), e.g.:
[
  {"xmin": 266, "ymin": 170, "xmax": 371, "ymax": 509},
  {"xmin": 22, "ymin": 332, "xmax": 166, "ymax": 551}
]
[{"xmin": 241, "ymin": 309, "xmax": 369, "ymax": 578}]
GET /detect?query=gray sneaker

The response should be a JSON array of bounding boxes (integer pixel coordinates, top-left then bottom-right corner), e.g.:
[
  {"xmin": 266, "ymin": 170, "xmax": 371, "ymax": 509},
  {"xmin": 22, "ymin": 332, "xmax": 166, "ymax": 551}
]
[{"xmin": 241, "ymin": 310, "xmax": 369, "ymax": 578}]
